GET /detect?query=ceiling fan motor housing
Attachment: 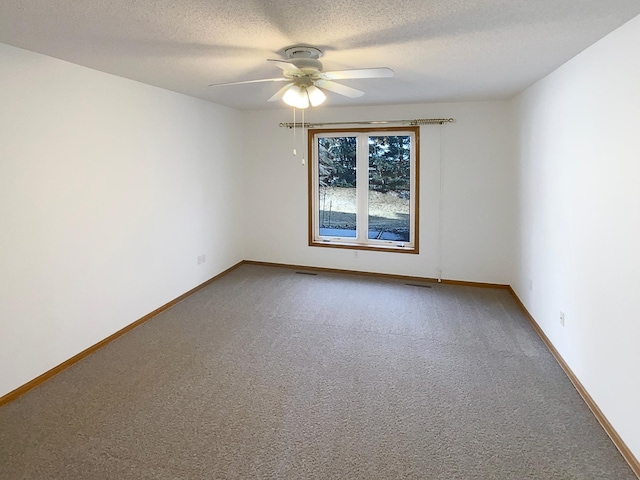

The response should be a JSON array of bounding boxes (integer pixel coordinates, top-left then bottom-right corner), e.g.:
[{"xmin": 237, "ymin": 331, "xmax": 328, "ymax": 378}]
[{"xmin": 285, "ymin": 45, "xmax": 324, "ymax": 73}]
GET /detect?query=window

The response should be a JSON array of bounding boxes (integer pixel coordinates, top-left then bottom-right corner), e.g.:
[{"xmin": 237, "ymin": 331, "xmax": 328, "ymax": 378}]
[{"xmin": 308, "ymin": 126, "xmax": 419, "ymax": 253}]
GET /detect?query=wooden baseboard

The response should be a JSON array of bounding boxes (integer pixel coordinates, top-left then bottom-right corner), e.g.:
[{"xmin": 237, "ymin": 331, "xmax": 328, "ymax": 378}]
[
  {"xmin": 0, "ymin": 261, "xmax": 244, "ymax": 408},
  {"xmin": 508, "ymin": 287, "xmax": 640, "ymax": 479},
  {"xmin": 242, "ymin": 260, "xmax": 510, "ymax": 289}
]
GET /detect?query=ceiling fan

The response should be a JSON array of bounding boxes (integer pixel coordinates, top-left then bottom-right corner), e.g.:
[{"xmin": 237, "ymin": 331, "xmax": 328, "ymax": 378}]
[{"xmin": 208, "ymin": 45, "xmax": 394, "ymax": 109}]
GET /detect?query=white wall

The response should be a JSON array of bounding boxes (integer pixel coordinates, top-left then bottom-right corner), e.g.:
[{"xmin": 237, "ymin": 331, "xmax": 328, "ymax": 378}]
[
  {"xmin": 243, "ymin": 102, "xmax": 515, "ymax": 284},
  {"xmin": 512, "ymin": 14, "xmax": 640, "ymax": 459},
  {"xmin": 0, "ymin": 44, "xmax": 245, "ymax": 398}
]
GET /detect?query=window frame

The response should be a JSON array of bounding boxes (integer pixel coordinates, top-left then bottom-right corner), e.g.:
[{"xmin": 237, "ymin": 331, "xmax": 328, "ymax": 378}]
[{"xmin": 308, "ymin": 126, "xmax": 420, "ymax": 254}]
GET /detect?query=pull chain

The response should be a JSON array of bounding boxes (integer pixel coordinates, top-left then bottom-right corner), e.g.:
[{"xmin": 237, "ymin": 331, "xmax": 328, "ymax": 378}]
[
  {"xmin": 301, "ymin": 108, "xmax": 306, "ymax": 166},
  {"xmin": 292, "ymin": 107, "xmax": 297, "ymax": 157}
]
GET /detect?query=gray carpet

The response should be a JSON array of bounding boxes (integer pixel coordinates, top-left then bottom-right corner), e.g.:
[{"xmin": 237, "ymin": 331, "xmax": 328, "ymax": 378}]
[{"xmin": 0, "ymin": 264, "xmax": 635, "ymax": 479}]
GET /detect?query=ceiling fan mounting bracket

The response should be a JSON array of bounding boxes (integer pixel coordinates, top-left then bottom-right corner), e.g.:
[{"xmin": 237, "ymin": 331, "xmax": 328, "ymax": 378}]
[
  {"xmin": 284, "ymin": 45, "xmax": 324, "ymax": 73},
  {"xmin": 284, "ymin": 45, "xmax": 323, "ymax": 60}
]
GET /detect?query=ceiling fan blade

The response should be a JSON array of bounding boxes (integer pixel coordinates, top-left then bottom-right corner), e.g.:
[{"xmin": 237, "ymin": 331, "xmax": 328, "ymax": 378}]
[
  {"xmin": 267, "ymin": 59, "xmax": 304, "ymax": 74},
  {"xmin": 315, "ymin": 80, "xmax": 364, "ymax": 98},
  {"xmin": 268, "ymin": 83, "xmax": 292, "ymax": 102},
  {"xmin": 321, "ymin": 67, "xmax": 394, "ymax": 80},
  {"xmin": 208, "ymin": 78, "xmax": 288, "ymax": 87}
]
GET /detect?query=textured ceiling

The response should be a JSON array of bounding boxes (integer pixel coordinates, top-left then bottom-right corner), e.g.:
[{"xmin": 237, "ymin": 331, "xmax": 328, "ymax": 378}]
[{"xmin": 1, "ymin": 0, "xmax": 639, "ymax": 110}]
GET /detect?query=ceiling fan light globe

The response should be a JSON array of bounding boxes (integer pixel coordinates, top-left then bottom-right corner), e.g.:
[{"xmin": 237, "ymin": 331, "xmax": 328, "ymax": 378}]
[
  {"xmin": 283, "ymin": 85, "xmax": 310, "ymax": 109},
  {"xmin": 307, "ymin": 85, "xmax": 326, "ymax": 106},
  {"xmin": 296, "ymin": 95, "xmax": 310, "ymax": 109}
]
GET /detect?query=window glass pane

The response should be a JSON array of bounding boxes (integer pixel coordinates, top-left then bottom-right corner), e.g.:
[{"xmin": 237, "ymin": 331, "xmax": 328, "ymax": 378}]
[
  {"xmin": 368, "ymin": 135, "xmax": 411, "ymax": 242},
  {"xmin": 317, "ymin": 137, "xmax": 357, "ymax": 238}
]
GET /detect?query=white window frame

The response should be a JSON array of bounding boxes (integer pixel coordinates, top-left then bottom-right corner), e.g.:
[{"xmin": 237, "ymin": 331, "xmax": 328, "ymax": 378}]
[{"xmin": 308, "ymin": 127, "xmax": 419, "ymax": 253}]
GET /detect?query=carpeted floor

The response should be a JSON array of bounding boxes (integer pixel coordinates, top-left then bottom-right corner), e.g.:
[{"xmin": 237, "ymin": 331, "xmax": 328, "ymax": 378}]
[{"xmin": 0, "ymin": 264, "xmax": 636, "ymax": 479}]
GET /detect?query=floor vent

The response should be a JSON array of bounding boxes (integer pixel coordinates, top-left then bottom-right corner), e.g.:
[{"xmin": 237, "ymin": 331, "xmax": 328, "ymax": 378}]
[
  {"xmin": 295, "ymin": 271, "xmax": 318, "ymax": 276},
  {"xmin": 406, "ymin": 283, "xmax": 432, "ymax": 288}
]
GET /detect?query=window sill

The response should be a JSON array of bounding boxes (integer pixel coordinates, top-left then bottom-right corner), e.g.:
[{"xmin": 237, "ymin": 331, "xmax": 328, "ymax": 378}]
[{"xmin": 310, "ymin": 239, "xmax": 418, "ymax": 254}]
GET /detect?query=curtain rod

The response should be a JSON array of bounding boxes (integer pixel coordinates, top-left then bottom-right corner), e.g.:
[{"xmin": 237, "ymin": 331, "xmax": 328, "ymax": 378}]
[{"xmin": 278, "ymin": 118, "xmax": 454, "ymax": 128}]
